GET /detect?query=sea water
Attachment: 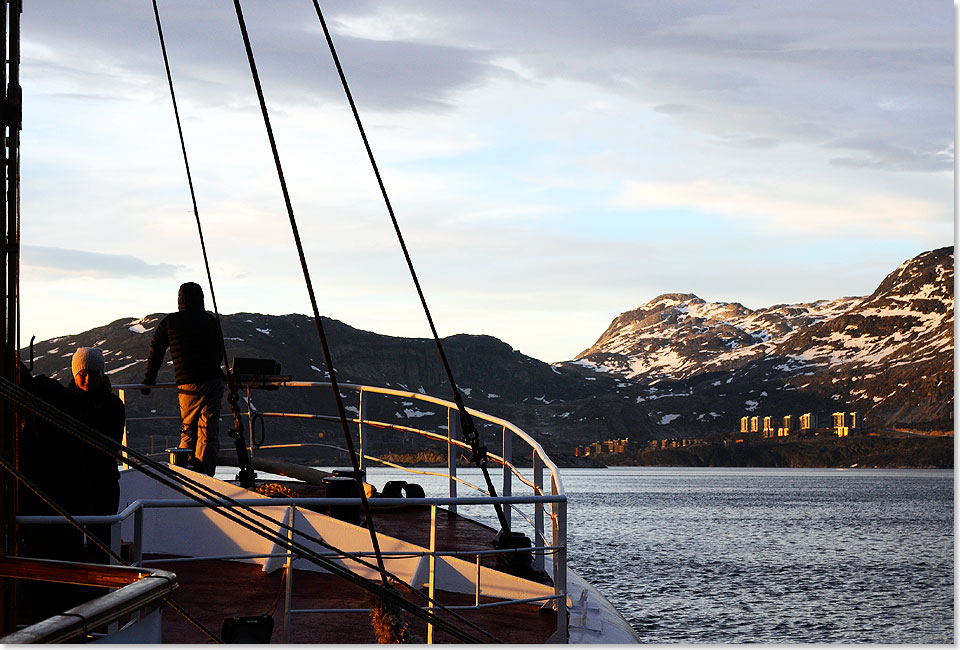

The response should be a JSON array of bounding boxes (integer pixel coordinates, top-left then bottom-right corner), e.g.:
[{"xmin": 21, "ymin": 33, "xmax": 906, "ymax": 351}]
[{"xmin": 358, "ymin": 465, "xmax": 954, "ymax": 644}]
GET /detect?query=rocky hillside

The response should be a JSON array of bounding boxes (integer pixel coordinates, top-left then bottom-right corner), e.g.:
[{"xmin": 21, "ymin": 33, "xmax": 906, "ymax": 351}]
[
  {"xmin": 23, "ymin": 312, "xmax": 613, "ymax": 460},
  {"xmin": 20, "ymin": 247, "xmax": 953, "ymax": 459}
]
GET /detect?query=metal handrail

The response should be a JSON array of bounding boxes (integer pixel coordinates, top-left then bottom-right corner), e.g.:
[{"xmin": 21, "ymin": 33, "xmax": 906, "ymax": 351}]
[
  {"xmin": 114, "ymin": 380, "xmax": 565, "ymax": 494},
  {"xmin": 0, "ymin": 557, "xmax": 177, "ymax": 644},
  {"xmin": 116, "ymin": 381, "xmax": 564, "ymax": 547}
]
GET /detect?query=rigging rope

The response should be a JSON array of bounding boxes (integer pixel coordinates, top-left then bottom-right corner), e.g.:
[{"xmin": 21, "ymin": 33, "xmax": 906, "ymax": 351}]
[
  {"xmin": 150, "ymin": 0, "xmax": 253, "ymax": 487},
  {"xmin": 227, "ymin": 0, "xmax": 390, "ymax": 583},
  {"xmin": 0, "ymin": 377, "xmax": 499, "ymax": 643},
  {"xmin": 308, "ymin": 0, "xmax": 512, "ymax": 534}
]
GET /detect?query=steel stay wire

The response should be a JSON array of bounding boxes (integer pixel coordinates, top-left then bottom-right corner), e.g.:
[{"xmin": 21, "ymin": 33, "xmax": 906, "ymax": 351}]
[
  {"xmin": 308, "ymin": 0, "xmax": 512, "ymax": 535},
  {"xmin": 0, "ymin": 377, "xmax": 499, "ymax": 643},
  {"xmin": 149, "ymin": 0, "xmax": 253, "ymax": 486},
  {"xmin": 151, "ymin": 0, "xmax": 526, "ymax": 639},
  {"xmin": 226, "ymin": 0, "xmax": 390, "ymax": 586}
]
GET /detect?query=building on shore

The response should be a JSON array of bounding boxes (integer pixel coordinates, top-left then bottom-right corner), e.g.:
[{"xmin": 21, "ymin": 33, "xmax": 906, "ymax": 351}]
[
  {"xmin": 777, "ymin": 415, "xmax": 793, "ymax": 437},
  {"xmin": 762, "ymin": 416, "xmax": 775, "ymax": 437},
  {"xmin": 833, "ymin": 411, "xmax": 858, "ymax": 437},
  {"xmin": 575, "ymin": 438, "xmax": 631, "ymax": 456}
]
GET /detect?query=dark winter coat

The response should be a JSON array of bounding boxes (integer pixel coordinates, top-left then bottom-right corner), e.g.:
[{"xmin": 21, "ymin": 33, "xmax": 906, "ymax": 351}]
[
  {"xmin": 67, "ymin": 378, "xmax": 126, "ymax": 515},
  {"xmin": 143, "ymin": 283, "xmax": 223, "ymax": 386},
  {"xmin": 17, "ymin": 366, "xmax": 125, "ymax": 517}
]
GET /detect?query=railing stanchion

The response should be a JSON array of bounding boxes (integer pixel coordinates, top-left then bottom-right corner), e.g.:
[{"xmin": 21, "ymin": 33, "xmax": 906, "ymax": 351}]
[
  {"xmin": 358, "ymin": 389, "xmax": 367, "ymax": 472},
  {"xmin": 533, "ymin": 455, "xmax": 544, "ymax": 572},
  {"xmin": 475, "ymin": 554, "xmax": 481, "ymax": 606},
  {"xmin": 133, "ymin": 506, "xmax": 144, "ymax": 567},
  {"xmin": 553, "ymin": 495, "xmax": 568, "ymax": 643},
  {"xmin": 427, "ymin": 504, "xmax": 437, "ymax": 644},
  {"xmin": 446, "ymin": 408, "xmax": 459, "ymax": 513},
  {"xmin": 118, "ymin": 389, "xmax": 129, "ymax": 470},
  {"xmin": 109, "ymin": 520, "xmax": 122, "ymax": 566},
  {"xmin": 247, "ymin": 384, "xmax": 254, "ymax": 460},
  {"xmin": 283, "ymin": 505, "xmax": 295, "ymax": 643},
  {"xmin": 501, "ymin": 426, "xmax": 512, "ymax": 529}
]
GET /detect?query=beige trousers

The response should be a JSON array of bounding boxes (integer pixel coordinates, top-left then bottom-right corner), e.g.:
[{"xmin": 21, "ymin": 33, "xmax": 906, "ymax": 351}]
[{"xmin": 177, "ymin": 378, "xmax": 224, "ymax": 476}]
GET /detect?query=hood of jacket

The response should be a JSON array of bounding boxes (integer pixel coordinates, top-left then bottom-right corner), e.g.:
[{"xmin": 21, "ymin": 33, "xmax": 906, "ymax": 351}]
[{"xmin": 178, "ymin": 282, "xmax": 205, "ymax": 311}]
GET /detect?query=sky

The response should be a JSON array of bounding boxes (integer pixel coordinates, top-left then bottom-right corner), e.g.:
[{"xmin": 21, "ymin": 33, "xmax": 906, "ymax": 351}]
[{"xmin": 15, "ymin": 0, "xmax": 954, "ymax": 364}]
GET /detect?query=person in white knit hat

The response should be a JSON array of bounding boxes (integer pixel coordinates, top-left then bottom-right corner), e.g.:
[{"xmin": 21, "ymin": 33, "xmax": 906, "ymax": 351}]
[
  {"xmin": 71, "ymin": 347, "xmax": 105, "ymax": 392},
  {"xmin": 16, "ymin": 346, "xmax": 126, "ymax": 618},
  {"xmin": 68, "ymin": 347, "xmax": 126, "ymax": 564}
]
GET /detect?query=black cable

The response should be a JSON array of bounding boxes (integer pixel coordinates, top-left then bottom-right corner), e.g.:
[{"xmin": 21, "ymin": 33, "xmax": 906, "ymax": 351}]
[
  {"xmin": 228, "ymin": 0, "xmax": 390, "ymax": 583},
  {"xmin": 151, "ymin": 0, "xmax": 253, "ymax": 486},
  {"xmin": 1, "ymin": 378, "xmax": 498, "ymax": 642},
  {"xmin": 308, "ymin": 0, "xmax": 511, "ymax": 534}
]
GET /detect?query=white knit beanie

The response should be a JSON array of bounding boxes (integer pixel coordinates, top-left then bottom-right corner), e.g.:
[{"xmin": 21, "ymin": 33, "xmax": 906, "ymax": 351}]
[{"xmin": 72, "ymin": 347, "xmax": 105, "ymax": 377}]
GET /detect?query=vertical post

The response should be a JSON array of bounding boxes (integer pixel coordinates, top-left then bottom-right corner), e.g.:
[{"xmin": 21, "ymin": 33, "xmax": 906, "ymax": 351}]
[
  {"xmin": 283, "ymin": 505, "xmax": 295, "ymax": 643},
  {"xmin": 533, "ymin": 455, "xmax": 544, "ymax": 572},
  {"xmin": 0, "ymin": 0, "xmax": 19, "ymax": 634},
  {"xmin": 552, "ymin": 495, "xmax": 567, "ymax": 644},
  {"xmin": 475, "ymin": 554, "xmax": 481, "ymax": 607},
  {"xmin": 107, "ymin": 518, "xmax": 121, "ymax": 634},
  {"xmin": 118, "ymin": 389, "xmax": 129, "ymax": 469},
  {"xmin": 501, "ymin": 426, "xmax": 511, "ymax": 530},
  {"xmin": 133, "ymin": 506, "xmax": 143, "ymax": 566},
  {"xmin": 446, "ymin": 407, "xmax": 458, "ymax": 513},
  {"xmin": 109, "ymin": 519, "xmax": 122, "ymax": 566},
  {"xmin": 357, "ymin": 389, "xmax": 367, "ymax": 472},
  {"xmin": 427, "ymin": 504, "xmax": 437, "ymax": 644},
  {"xmin": 246, "ymin": 385, "xmax": 254, "ymax": 460}
]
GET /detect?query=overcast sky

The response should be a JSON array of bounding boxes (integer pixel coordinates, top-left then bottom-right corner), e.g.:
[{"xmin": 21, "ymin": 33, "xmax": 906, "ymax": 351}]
[{"xmin": 16, "ymin": 1, "xmax": 954, "ymax": 363}]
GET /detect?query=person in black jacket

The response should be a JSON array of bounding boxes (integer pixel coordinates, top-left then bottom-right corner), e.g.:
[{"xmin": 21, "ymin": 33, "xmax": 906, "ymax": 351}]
[
  {"xmin": 141, "ymin": 282, "xmax": 224, "ymax": 476},
  {"xmin": 17, "ymin": 347, "xmax": 125, "ymax": 621},
  {"xmin": 67, "ymin": 347, "xmax": 126, "ymax": 563}
]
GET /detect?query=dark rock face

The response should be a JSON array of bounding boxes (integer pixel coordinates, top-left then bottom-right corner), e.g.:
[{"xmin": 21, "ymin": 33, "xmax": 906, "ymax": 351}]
[{"xmin": 20, "ymin": 247, "xmax": 953, "ymax": 459}]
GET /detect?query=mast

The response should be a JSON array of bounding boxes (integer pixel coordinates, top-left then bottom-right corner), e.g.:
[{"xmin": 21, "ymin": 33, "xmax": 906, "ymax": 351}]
[{"xmin": 0, "ymin": 0, "xmax": 20, "ymax": 634}]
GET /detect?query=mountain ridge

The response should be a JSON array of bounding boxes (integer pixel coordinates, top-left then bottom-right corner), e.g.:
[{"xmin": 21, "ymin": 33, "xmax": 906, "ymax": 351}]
[{"xmin": 20, "ymin": 247, "xmax": 953, "ymax": 460}]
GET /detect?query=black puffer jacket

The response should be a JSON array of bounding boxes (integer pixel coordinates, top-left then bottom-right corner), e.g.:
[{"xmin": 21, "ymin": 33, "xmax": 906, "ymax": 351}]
[{"xmin": 143, "ymin": 282, "xmax": 223, "ymax": 386}]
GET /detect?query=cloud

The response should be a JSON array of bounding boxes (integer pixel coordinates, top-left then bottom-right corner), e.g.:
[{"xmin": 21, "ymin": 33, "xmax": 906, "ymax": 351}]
[
  {"xmin": 22, "ymin": 245, "xmax": 182, "ymax": 279},
  {"xmin": 613, "ymin": 179, "xmax": 944, "ymax": 239},
  {"xmin": 13, "ymin": 1, "xmax": 953, "ymax": 364},
  {"xmin": 22, "ymin": 1, "xmax": 952, "ymax": 171}
]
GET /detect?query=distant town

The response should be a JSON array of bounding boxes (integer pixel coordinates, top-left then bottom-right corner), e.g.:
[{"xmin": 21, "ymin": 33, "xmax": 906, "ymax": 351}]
[
  {"xmin": 739, "ymin": 411, "xmax": 858, "ymax": 438},
  {"xmin": 574, "ymin": 411, "xmax": 859, "ymax": 458}
]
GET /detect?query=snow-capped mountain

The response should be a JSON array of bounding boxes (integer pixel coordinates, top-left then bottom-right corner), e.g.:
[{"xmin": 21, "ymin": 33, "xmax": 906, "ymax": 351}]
[{"xmin": 575, "ymin": 293, "xmax": 863, "ymax": 381}]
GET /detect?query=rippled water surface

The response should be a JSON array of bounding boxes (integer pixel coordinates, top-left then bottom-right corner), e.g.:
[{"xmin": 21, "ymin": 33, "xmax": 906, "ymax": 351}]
[{"xmin": 362, "ymin": 466, "xmax": 953, "ymax": 643}]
